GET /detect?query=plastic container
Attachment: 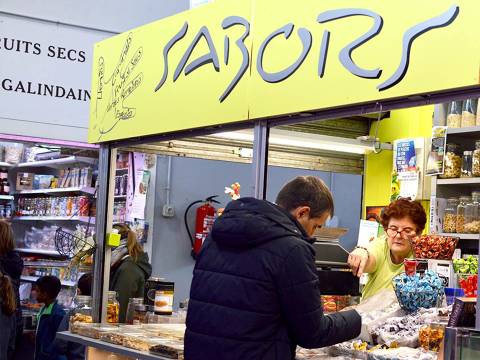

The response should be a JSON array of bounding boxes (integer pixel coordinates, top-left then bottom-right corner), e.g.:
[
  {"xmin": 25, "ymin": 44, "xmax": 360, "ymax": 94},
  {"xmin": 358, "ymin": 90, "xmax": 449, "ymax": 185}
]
[
  {"xmin": 441, "ymin": 143, "xmax": 462, "ymax": 178},
  {"xmin": 464, "ymin": 192, "xmax": 480, "ymax": 233},
  {"xmin": 443, "ymin": 197, "xmax": 459, "ymax": 233},
  {"xmin": 4, "ymin": 142, "xmax": 23, "ymax": 164},
  {"xmin": 444, "ymin": 287, "xmax": 465, "ymax": 306},
  {"xmin": 133, "ymin": 304, "xmax": 149, "ymax": 325},
  {"xmin": 419, "ymin": 322, "xmax": 446, "ymax": 352},
  {"xmin": 457, "ymin": 196, "xmax": 471, "ymax": 233},
  {"xmin": 473, "ymin": 140, "xmax": 480, "ymax": 177},
  {"xmin": 462, "ymin": 151, "xmax": 473, "ymax": 178},
  {"xmin": 462, "ymin": 99, "xmax": 478, "ymax": 128},
  {"xmin": 125, "ymin": 297, "xmax": 144, "ymax": 325},
  {"xmin": 70, "ymin": 295, "xmax": 93, "ymax": 324},
  {"xmin": 447, "ymin": 101, "xmax": 462, "ymax": 128},
  {"xmin": 107, "ymin": 291, "xmax": 120, "ymax": 324}
]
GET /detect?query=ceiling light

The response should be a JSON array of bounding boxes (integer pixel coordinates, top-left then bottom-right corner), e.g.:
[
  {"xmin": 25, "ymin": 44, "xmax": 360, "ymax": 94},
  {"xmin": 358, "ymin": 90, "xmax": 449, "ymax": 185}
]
[{"xmin": 210, "ymin": 129, "xmax": 378, "ymax": 155}]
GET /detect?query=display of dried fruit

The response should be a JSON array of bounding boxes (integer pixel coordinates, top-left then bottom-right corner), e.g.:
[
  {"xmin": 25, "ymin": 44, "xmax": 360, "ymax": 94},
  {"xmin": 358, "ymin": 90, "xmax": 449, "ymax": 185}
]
[
  {"xmin": 443, "ymin": 213, "xmax": 457, "ymax": 233},
  {"xmin": 411, "ymin": 235, "xmax": 458, "ymax": 260}
]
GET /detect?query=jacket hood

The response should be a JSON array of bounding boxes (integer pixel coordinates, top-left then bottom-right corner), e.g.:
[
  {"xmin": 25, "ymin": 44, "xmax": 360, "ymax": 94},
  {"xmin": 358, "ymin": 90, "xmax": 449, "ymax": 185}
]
[
  {"xmin": 211, "ymin": 197, "xmax": 314, "ymax": 249},
  {"xmin": 134, "ymin": 252, "xmax": 153, "ymax": 279},
  {"xmin": 0, "ymin": 251, "xmax": 24, "ymax": 280}
]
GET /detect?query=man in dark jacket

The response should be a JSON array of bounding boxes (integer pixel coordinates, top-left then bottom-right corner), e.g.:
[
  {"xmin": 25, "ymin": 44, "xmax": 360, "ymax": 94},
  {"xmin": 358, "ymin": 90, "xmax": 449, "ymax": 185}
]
[{"xmin": 185, "ymin": 176, "xmax": 362, "ymax": 360}]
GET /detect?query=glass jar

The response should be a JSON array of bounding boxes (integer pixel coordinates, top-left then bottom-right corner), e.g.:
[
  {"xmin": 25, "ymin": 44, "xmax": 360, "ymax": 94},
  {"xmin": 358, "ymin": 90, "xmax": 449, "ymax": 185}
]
[
  {"xmin": 464, "ymin": 192, "xmax": 480, "ymax": 234},
  {"xmin": 462, "ymin": 99, "xmax": 478, "ymax": 128},
  {"xmin": 473, "ymin": 141, "xmax": 480, "ymax": 177},
  {"xmin": 70, "ymin": 295, "xmax": 93, "ymax": 325},
  {"xmin": 441, "ymin": 143, "xmax": 462, "ymax": 178},
  {"xmin": 125, "ymin": 297, "xmax": 144, "ymax": 325},
  {"xmin": 107, "ymin": 291, "xmax": 119, "ymax": 324},
  {"xmin": 133, "ymin": 304, "xmax": 148, "ymax": 325},
  {"xmin": 447, "ymin": 101, "xmax": 462, "ymax": 128},
  {"xmin": 462, "ymin": 151, "xmax": 473, "ymax": 178},
  {"xmin": 443, "ymin": 198, "xmax": 459, "ymax": 233},
  {"xmin": 457, "ymin": 196, "xmax": 471, "ymax": 233}
]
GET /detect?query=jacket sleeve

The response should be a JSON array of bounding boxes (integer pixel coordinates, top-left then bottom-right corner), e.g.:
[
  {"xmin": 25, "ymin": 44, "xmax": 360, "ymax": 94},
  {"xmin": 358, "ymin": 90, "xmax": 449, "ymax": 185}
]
[
  {"xmin": 54, "ymin": 313, "xmax": 70, "ymax": 355},
  {"xmin": 276, "ymin": 244, "xmax": 361, "ymax": 349}
]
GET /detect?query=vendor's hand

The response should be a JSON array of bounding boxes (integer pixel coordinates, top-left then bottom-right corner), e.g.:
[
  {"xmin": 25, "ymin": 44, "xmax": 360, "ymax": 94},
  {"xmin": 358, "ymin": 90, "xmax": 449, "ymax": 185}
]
[{"xmin": 348, "ymin": 248, "xmax": 369, "ymax": 277}]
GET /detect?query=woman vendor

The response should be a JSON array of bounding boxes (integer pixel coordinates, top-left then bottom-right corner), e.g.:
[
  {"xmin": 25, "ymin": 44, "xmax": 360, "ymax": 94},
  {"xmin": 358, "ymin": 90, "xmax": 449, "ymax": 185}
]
[{"xmin": 348, "ymin": 198, "xmax": 427, "ymax": 300}]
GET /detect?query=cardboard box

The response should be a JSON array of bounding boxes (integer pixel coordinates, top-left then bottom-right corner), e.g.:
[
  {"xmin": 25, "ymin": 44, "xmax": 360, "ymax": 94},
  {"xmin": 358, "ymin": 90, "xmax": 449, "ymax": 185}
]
[
  {"xmin": 428, "ymin": 259, "xmax": 455, "ymax": 288},
  {"xmin": 16, "ymin": 173, "xmax": 34, "ymax": 190}
]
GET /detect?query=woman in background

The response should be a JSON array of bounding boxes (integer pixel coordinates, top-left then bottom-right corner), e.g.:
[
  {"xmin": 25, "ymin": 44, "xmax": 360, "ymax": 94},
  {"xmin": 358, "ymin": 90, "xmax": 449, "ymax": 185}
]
[
  {"xmin": 110, "ymin": 223, "xmax": 152, "ymax": 323},
  {"xmin": 0, "ymin": 221, "xmax": 23, "ymax": 358},
  {"xmin": 0, "ymin": 271, "xmax": 16, "ymax": 360}
]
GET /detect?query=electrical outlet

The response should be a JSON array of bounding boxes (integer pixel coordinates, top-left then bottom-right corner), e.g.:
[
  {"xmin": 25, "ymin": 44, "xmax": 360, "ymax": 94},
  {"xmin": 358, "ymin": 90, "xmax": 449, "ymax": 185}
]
[{"xmin": 162, "ymin": 204, "xmax": 175, "ymax": 218}]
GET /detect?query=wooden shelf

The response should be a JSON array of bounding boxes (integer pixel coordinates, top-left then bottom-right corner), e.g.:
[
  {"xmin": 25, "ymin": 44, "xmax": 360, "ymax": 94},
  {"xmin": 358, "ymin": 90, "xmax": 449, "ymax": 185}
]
[
  {"xmin": 15, "ymin": 156, "xmax": 96, "ymax": 169},
  {"xmin": 13, "ymin": 216, "xmax": 95, "ymax": 224},
  {"xmin": 439, "ymin": 233, "xmax": 480, "ymax": 240},
  {"xmin": 15, "ymin": 187, "xmax": 96, "ymax": 195},
  {"xmin": 437, "ymin": 178, "xmax": 480, "ymax": 185}
]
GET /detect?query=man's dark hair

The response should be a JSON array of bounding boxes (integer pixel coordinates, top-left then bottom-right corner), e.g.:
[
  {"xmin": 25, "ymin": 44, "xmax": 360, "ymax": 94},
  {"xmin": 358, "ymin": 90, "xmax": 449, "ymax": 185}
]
[
  {"xmin": 77, "ymin": 273, "xmax": 93, "ymax": 296},
  {"xmin": 36, "ymin": 275, "xmax": 61, "ymax": 299},
  {"xmin": 276, "ymin": 176, "xmax": 334, "ymax": 218}
]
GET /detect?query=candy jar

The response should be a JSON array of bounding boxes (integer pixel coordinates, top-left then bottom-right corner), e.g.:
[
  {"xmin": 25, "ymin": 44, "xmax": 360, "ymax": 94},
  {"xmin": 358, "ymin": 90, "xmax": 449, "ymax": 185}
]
[
  {"xmin": 443, "ymin": 198, "xmax": 459, "ymax": 233},
  {"xmin": 447, "ymin": 101, "xmax": 462, "ymax": 128},
  {"xmin": 440, "ymin": 143, "xmax": 462, "ymax": 178},
  {"xmin": 464, "ymin": 192, "xmax": 480, "ymax": 234},
  {"xmin": 70, "ymin": 295, "xmax": 93, "ymax": 325},
  {"xmin": 462, "ymin": 99, "xmax": 477, "ymax": 128},
  {"xmin": 473, "ymin": 140, "xmax": 480, "ymax": 177},
  {"xmin": 456, "ymin": 196, "xmax": 471, "ymax": 233},
  {"xmin": 462, "ymin": 151, "xmax": 473, "ymax": 178},
  {"xmin": 106, "ymin": 291, "xmax": 119, "ymax": 323}
]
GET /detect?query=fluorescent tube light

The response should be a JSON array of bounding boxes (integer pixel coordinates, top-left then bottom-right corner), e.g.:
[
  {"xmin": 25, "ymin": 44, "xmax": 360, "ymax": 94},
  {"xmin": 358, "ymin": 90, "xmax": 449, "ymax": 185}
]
[{"xmin": 209, "ymin": 129, "xmax": 375, "ymax": 155}]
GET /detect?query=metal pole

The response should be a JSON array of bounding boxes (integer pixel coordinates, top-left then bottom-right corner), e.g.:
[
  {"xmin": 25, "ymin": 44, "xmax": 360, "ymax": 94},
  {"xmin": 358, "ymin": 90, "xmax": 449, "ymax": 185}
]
[
  {"xmin": 92, "ymin": 144, "xmax": 112, "ymax": 323},
  {"xmin": 252, "ymin": 120, "xmax": 269, "ymax": 199}
]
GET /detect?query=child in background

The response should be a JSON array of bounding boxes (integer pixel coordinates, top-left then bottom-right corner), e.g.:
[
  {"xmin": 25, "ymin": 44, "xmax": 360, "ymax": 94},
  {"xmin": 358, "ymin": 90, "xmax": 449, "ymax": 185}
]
[
  {"xmin": 34, "ymin": 276, "xmax": 65, "ymax": 360},
  {"xmin": 55, "ymin": 273, "xmax": 93, "ymax": 360},
  {"xmin": 0, "ymin": 271, "xmax": 16, "ymax": 360}
]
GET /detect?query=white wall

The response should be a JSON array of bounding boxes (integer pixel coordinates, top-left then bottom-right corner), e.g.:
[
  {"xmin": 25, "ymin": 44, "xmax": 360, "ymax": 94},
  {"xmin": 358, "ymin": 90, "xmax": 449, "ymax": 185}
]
[
  {"xmin": 0, "ymin": 0, "xmax": 190, "ymax": 33},
  {"xmin": 0, "ymin": 1, "xmax": 189, "ymax": 143}
]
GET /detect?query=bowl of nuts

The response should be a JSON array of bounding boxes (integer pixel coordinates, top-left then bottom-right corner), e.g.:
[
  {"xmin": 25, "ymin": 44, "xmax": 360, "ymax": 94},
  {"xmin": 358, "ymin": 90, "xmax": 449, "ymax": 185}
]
[{"xmin": 411, "ymin": 235, "xmax": 459, "ymax": 260}]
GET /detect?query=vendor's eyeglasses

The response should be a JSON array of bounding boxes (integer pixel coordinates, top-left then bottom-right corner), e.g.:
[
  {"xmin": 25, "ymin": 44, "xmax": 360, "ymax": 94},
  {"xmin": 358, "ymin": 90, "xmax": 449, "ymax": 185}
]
[{"xmin": 386, "ymin": 227, "xmax": 417, "ymax": 238}]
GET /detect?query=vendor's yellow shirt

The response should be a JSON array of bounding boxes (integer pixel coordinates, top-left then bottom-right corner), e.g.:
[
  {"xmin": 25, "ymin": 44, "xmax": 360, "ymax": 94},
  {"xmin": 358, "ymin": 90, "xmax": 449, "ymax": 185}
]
[{"xmin": 361, "ymin": 236, "xmax": 412, "ymax": 300}]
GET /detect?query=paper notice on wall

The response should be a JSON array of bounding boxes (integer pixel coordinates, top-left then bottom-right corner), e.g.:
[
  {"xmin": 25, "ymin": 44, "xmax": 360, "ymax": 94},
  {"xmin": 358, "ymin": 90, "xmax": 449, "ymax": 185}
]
[
  {"xmin": 398, "ymin": 171, "xmax": 420, "ymax": 200},
  {"xmin": 126, "ymin": 153, "xmax": 149, "ymax": 221},
  {"xmin": 357, "ymin": 220, "xmax": 379, "ymax": 247},
  {"xmin": 395, "ymin": 139, "xmax": 417, "ymax": 172},
  {"xmin": 426, "ymin": 126, "xmax": 447, "ymax": 176}
]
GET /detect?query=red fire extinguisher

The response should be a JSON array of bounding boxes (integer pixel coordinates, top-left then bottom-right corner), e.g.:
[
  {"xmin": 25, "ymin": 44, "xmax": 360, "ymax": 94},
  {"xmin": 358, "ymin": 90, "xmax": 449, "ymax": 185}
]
[{"xmin": 184, "ymin": 195, "xmax": 220, "ymax": 259}]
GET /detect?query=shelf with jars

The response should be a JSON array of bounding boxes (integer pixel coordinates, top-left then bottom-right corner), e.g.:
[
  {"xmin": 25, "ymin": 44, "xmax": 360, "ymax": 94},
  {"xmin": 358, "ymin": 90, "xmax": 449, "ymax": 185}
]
[{"xmin": 432, "ymin": 99, "xmax": 480, "ymax": 250}]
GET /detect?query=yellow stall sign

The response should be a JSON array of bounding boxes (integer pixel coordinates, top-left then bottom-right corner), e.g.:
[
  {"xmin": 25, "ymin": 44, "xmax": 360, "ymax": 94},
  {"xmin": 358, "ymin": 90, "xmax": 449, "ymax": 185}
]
[{"xmin": 89, "ymin": 0, "xmax": 480, "ymax": 143}]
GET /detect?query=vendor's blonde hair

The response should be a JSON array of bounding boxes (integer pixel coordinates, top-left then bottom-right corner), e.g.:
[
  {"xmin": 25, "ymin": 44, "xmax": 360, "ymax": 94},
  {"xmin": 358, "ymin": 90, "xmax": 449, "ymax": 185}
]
[{"xmin": 113, "ymin": 223, "xmax": 143, "ymax": 261}]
